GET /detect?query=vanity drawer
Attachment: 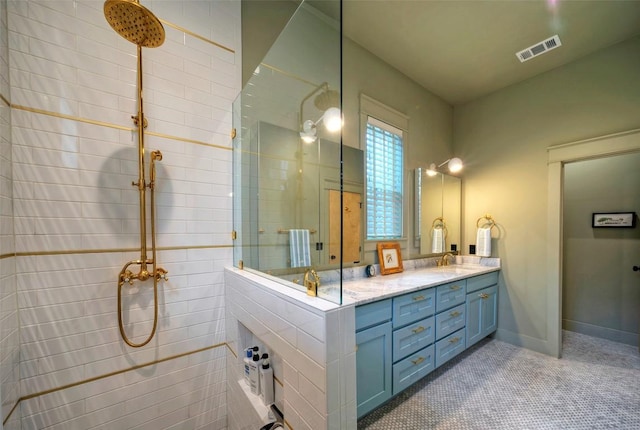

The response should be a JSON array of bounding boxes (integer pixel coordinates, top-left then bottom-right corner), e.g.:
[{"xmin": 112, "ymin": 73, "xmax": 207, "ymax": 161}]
[
  {"xmin": 392, "ymin": 344, "xmax": 435, "ymax": 395},
  {"xmin": 435, "ymin": 303, "xmax": 466, "ymax": 341},
  {"xmin": 392, "ymin": 316, "xmax": 435, "ymax": 362},
  {"xmin": 466, "ymin": 271, "xmax": 499, "ymax": 293},
  {"xmin": 392, "ymin": 289, "xmax": 436, "ymax": 328},
  {"xmin": 435, "ymin": 280, "xmax": 466, "ymax": 312},
  {"xmin": 356, "ymin": 299, "xmax": 392, "ymax": 331},
  {"xmin": 435, "ymin": 328, "xmax": 465, "ymax": 368}
]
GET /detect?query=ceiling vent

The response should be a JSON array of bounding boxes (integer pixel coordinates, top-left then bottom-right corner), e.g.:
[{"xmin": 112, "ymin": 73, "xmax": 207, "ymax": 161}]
[{"xmin": 516, "ymin": 35, "xmax": 562, "ymax": 63}]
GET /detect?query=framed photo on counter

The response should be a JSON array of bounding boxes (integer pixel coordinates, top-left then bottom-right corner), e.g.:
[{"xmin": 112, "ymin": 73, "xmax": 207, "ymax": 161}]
[{"xmin": 377, "ymin": 242, "xmax": 404, "ymax": 275}]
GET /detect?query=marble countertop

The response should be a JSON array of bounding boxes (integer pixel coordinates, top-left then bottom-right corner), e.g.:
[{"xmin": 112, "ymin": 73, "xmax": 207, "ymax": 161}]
[{"xmin": 318, "ymin": 256, "xmax": 500, "ymax": 306}]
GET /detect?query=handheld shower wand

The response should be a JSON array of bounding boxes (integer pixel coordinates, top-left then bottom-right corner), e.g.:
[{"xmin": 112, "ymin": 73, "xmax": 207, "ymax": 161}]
[{"xmin": 104, "ymin": 0, "xmax": 167, "ymax": 347}]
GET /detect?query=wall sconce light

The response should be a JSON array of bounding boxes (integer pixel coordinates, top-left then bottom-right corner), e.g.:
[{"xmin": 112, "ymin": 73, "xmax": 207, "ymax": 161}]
[
  {"xmin": 299, "ymin": 82, "xmax": 342, "ymax": 143},
  {"xmin": 426, "ymin": 157, "xmax": 463, "ymax": 176}
]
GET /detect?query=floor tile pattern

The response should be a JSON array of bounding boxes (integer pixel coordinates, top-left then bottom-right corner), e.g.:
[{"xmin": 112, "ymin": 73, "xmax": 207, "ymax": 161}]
[{"xmin": 358, "ymin": 331, "xmax": 640, "ymax": 429}]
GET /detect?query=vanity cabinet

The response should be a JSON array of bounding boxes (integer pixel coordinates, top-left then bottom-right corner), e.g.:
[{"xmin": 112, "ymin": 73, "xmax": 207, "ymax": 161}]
[
  {"xmin": 465, "ymin": 271, "xmax": 499, "ymax": 348},
  {"xmin": 355, "ymin": 270, "xmax": 499, "ymax": 418}
]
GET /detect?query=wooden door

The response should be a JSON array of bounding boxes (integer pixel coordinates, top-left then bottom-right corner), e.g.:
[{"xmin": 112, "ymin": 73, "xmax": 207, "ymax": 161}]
[{"xmin": 329, "ymin": 190, "xmax": 362, "ymax": 264}]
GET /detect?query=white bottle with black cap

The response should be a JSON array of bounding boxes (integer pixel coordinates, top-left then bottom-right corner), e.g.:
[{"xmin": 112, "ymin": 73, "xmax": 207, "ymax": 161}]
[
  {"xmin": 248, "ymin": 350, "xmax": 261, "ymax": 395},
  {"xmin": 259, "ymin": 353, "xmax": 274, "ymax": 406}
]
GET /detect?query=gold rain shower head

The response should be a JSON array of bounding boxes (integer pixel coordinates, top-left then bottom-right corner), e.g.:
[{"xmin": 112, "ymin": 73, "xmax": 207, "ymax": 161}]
[{"xmin": 104, "ymin": 0, "xmax": 165, "ymax": 48}]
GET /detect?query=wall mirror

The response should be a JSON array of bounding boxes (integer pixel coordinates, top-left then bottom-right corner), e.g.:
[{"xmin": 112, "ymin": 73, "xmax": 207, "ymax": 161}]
[{"xmin": 418, "ymin": 168, "xmax": 462, "ymax": 255}]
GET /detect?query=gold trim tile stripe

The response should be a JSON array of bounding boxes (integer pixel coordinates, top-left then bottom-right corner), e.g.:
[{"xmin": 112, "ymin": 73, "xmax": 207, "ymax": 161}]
[
  {"xmin": 13, "ymin": 104, "xmax": 131, "ymax": 131},
  {"xmin": 13, "ymin": 244, "xmax": 231, "ymax": 258},
  {"xmin": 11, "ymin": 105, "xmax": 232, "ymax": 151},
  {"xmin": 273, "ymin": 375, "xmax": 284, "ymax": 388},
  {"xmin": 0, "ymin": 253, "xmax": 14, "ymax": 260},
  {"xmin": 161, "ymin": 19, "xmax": 235, "ymax": 54},
  {"xmin": 260, "ymin": 62, "xmax": 319, "ymax": 88},
  {"xmin": 3, "ymin": 342, "xmax": 227, "ymax": 426},
  {"xmin": 1, "ymin": 93, "xmax": 10, "ymax": 107},
  {"xmin": 226, "ymin": 343, "xmax": 238, "ymax": 359}
]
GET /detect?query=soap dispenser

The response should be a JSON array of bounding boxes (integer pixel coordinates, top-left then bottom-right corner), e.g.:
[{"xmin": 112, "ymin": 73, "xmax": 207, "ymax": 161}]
[
  {"xmin": 248, "ymin": 350, "xmax": 261, "ymax": 395},
  {"xmin": 259, "ymin": 353, "xmax": 274, "ymax": 406}
]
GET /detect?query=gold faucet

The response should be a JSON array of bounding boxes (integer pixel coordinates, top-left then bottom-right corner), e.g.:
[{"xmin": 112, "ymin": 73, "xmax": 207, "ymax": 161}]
[
  {"xmin": 437, "ymin": 252, "xmax": 456, "ymax": 267},
  {"xmin": 304, "ymin": 268, "xmax": 320, "ymax": 296}
]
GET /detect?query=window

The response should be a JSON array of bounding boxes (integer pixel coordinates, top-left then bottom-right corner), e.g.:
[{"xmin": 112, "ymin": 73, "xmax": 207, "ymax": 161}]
[{"xmin": 366, "ymin": 116, "xmax": 404, "ymax": 239}]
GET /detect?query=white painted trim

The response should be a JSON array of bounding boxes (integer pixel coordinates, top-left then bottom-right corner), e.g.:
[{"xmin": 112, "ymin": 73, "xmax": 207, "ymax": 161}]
[{"xmin": 547, "ymin": 128, "xmax": 640, "ymax": 358}]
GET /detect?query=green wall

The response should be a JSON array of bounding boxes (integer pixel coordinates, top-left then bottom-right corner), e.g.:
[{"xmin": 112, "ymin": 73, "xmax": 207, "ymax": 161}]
[
  {"xmin": 453, "ymin": 36, "xmax": 640, "ymax": 353},
  {"xmin": 342, "ymin": 37, "xmax": 453, "ymax": 260},
  {"xmin": 563, "ymin": 153, "xmax": 640, "ymax": 345}
]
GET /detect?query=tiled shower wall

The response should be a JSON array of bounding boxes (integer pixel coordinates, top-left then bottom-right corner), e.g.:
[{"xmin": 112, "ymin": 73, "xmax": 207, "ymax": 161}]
[
  {"xmin": 1, "ymin": 0, "xmax": 20, "ymax": 427},
  {"xmin": 2, "ymin": 1, "xmax": 240, "ymax": 428}
]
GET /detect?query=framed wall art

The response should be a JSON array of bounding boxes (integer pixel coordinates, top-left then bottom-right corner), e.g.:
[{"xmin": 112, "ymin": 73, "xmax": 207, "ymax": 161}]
[{"xmin": 592, "ymin": 212, "xmax": 636, "ymax": 228}]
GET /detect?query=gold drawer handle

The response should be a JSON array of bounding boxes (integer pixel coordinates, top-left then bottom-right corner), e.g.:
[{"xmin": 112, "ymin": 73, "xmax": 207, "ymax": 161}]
[
  {"xmin": 450, "ymin": 311, "xmax": 461, "ymax": 317},
  {"xmin": 479, "ymin": 293, "xmax": 489, "ymax": 299},
  {"xmin": 413, "ymin": 295, "xmax": 425, "ymax": 301},
  {"xmin": 411, "ymin": 356, "xmax": 425, "ymax": 365},
  {"xmin": 448, "ymin": 337, "xmax": 461, "ymax": 344},
  {"xmin": 449, "ymin": 285, "xmax": 461, "ymax": 291},
  {"xmin": 412, "ymin": 326, "xmax": 425, "ymax": 334}
]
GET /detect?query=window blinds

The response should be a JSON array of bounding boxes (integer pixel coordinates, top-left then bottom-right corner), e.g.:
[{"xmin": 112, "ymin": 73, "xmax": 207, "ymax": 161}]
[{"xmin": 366, "ymin": 117, "xmax": 404, "ymax": 239}]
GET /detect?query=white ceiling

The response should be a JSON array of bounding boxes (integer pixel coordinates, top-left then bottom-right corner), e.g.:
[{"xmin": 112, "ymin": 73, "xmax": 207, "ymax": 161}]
[{"xmin": 337, "ymin": 0, "xmax": 640, "ymax": 105}]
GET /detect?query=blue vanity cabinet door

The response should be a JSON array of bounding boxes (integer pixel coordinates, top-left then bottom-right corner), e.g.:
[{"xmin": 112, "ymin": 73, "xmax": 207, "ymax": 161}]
[
  {"xmin": 392, "ymin": 289, "xmax": 436, "ymax": 328},
  {"xmin": 435, "ymin": 280, "xmax": 466, "ymax": 312},
  {"xmin": 434, "ymin": 303, "xmax": 465, "ymax": 341},
  {"xmin": 392, "ymin": 316, "xmax": 435, "ymax": 362},
  {"xmin": 435, "ymin": 328, "xmax": 465, "ymax": 368},
  {"xmin": 356, "ymin": 321, "xmax": 392, "ymax": 418},
  {"xmin": 466, "ymin": 285, "xmax": 498, "ymax": 348},
  {"xmin": 392, "ymin": 344, "xmax": 435, "ymax": 395}
]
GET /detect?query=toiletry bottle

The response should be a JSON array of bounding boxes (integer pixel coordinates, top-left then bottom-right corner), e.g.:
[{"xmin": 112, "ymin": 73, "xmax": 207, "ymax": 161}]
[
  {"xmin": 243, "ymin": 347, "xmax": 253, "ymax": 387},
  {"xmin": 259, "ymin": 353, "xmax": 274, "ymax": 406},
  {"xmin": 249, "ymin": 351, "xmax": 261, "ymax": 395}
]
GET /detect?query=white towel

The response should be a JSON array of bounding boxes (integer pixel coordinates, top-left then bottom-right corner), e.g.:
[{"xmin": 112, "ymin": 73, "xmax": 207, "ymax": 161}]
[
  {"xmin": 289, "ymin": 229, "xmax": 311, "ymax": 268},
  {"xmin": 476, "ymin": 227, "xmax": 492, "ymax": 257},
  {"xmin": 431, "ymin": 227, "xmax": 445, "ymax": 254}
]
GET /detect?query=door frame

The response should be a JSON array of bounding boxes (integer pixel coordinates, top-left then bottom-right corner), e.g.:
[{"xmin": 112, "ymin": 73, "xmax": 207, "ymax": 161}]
[{"xmin": 547, "ymin": 128, "xmax": 640, "ymax": 357}]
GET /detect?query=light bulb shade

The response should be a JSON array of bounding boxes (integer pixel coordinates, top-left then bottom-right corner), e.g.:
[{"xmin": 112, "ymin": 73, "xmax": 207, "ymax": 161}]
[
  {"xmin": 300, "ymin": 119, "xmax": 317, "ymax": 143},
  {"xmin": 323, "ymin": 107, "xmax": 342, "ymax": 132},
  {"xmin": 426, "ymin": 163, "xmax": 438, "ymax": 177},
  {"xmin": 300, "ymin": 133, "xmax": 316, "ymax": 143},
  {"xmin": 448, "ymin": 157, "xmax": 463, "ymax": 173}
]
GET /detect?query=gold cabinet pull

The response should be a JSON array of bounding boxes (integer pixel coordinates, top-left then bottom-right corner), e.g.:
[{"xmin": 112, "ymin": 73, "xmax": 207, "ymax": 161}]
[
  {"xmin": 448, "ymin": 337, "xmax": 461, "ymax": 344},
  {"xmin": 449, "ymin": 285, "xmax": 461, "ymax": 291},
  {"xmin": 413, "ymin": 295, "xmax": 425, "ymax": 301},
  {"xmin": 412, "ymin": 326, "xmax": 425, "ymax": 334},
  {"xmin": 411, "ymin": 356, "xmax": 425, "ymax": 365},
  {"xmin": 450, "ymin": 311, "xmax": 461, "ymax": 317},
  {"xmin": 479, "ymin": 293, "xmax": 489, "ymax": 299}
]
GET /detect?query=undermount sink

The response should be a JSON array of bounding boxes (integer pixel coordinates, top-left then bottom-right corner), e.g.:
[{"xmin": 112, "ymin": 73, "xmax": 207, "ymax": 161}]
[{"xmin": 434, "ymin": 265, "xmax": 482, "ymax": 274}]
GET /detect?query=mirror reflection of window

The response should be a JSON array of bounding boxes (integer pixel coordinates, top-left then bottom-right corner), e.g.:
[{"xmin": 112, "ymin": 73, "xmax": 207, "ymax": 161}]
[{"xmin": 366, "ymin": 116, "xmax": 404, "ymax": 240}]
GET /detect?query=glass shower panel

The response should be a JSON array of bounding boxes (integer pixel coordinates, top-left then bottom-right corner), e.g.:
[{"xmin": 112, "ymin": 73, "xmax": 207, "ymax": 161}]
[{"xmin": 232, "ymin": 1, "xmax": 343, "ymax": 304}]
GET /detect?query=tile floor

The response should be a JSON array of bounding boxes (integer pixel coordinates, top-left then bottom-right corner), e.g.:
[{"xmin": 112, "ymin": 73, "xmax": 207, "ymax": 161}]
[{"xmin": 358, "ymin": 331, "xmax": 640, "ymax": 429}]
